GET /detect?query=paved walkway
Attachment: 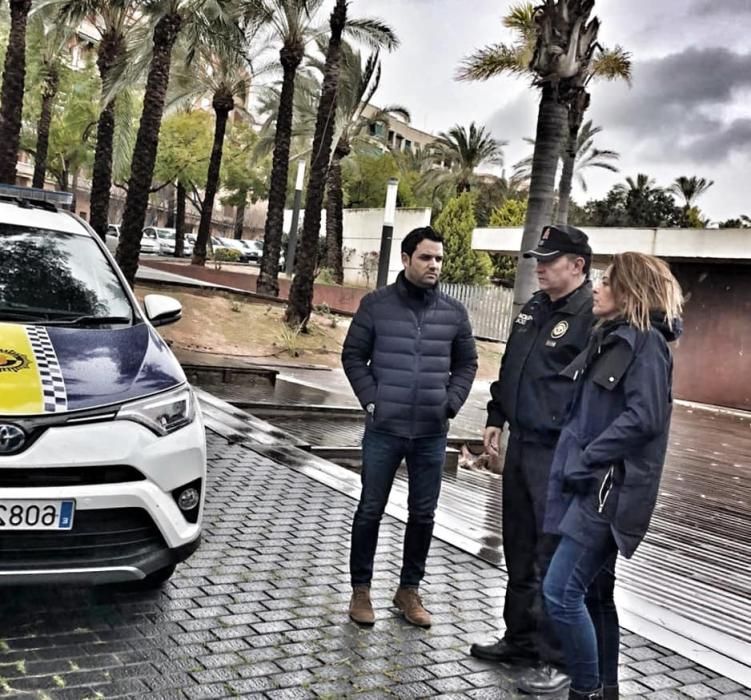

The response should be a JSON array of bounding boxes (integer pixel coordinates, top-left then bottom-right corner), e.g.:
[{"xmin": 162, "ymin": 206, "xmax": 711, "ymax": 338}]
[{"xmin": 0, "ymin": 430, "xmax": 749, "ymax": 698}]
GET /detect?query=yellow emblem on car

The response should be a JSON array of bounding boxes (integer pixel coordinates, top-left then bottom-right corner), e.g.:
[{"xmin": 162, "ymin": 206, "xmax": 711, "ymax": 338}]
[{"xmin": 0, "ymin": 323, "xmax": 67, "ymax": 414}]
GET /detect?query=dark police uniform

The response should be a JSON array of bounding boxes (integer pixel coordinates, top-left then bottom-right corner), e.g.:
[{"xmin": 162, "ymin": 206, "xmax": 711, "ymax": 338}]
[{"xmin": 474, "ymin": 225, "xmax": 595, "ymax": 670}]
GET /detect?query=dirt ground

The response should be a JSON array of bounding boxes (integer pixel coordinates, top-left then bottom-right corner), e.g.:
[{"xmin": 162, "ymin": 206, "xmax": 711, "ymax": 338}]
[{"xmin": 136, "ymin": 283, "xmax": 503, "ymax": 380}]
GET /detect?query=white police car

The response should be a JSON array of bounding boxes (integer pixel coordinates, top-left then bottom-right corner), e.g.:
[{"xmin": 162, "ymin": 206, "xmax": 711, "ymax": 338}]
[{"xmin": 0, "ymin": 186, "xmax": 206, "ymax": 587}]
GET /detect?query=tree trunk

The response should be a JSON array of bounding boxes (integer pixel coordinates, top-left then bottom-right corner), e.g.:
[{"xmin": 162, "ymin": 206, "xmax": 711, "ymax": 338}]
[
  {"xmin": 32, "ymin": 65, "xmax": 59, "ymax": 189},
  {"xmin": 166, "ymin": 184, "xmax": 176, "ymax": 229},
  {"xmin": 285, "ymin": 0, "xmax": 347, "ymax": 327},
  {"xmin": 325, "ymin": 152, "xmax": 344, "ymax": 284},
  {"xmin": 256, "ymin": 43, "xmax": 304, "ymax": 296},
  {"xmin": 514, "ymin": 84, "xmax": 568, "ymax": 311},
  {"xmin": 175, "ymin": 181, "xmax": 186, "ymax": 256},
  {"xmin": 116, "ymin": 12, "xmax": 182, "ymax": 287},
  {"xmin": 192, "ymin": 89, "xmax": 233, "ymax": 266},
  {"xmin": 234, "ymin": 190, "xmax": 247, "ymax": 239},
  {"xmin": 556, "ymin": 92, "xmax": 588, "ymax": 226},
  {"xmin": 90, "ymin": 29, "xmax": 125, "ymax": 242},
  {"xmin": 0, "ymin": 0, "xmax": 32, "ymax": 184}
]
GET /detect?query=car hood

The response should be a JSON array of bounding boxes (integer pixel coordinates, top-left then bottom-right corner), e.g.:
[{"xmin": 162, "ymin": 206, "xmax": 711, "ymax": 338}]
[{"xmin": 0, "ymin": 322, "xmax": 185, "ymax": 416}]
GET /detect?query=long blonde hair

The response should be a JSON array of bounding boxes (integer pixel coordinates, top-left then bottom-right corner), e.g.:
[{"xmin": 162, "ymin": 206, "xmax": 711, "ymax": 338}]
[{"xmin": 608, "ymin": 252, "xmax": 683, "ymax": 331}]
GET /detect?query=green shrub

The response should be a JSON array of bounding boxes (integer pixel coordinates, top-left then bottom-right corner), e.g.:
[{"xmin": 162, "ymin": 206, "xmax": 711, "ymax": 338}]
[
  {"xmin": 213, "ymin": 247, "xmax": 241, "ymax": 263},
  {"xmin": 435, "ymin": 193, "xmax": 493, "ymax": 285}
]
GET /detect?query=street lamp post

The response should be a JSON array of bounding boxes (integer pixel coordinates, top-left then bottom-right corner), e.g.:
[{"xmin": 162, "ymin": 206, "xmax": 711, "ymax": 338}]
[
  {"xmin": 376, "ymin": 177, "xmax": 399, "ymax": 288},
  {"xmin": 285, "ymin": 159, "xmax": 306, "ymax": 275}
]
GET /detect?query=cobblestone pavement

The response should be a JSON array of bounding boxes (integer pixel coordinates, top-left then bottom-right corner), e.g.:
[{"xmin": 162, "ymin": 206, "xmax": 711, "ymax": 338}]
[{"xmin": 0, "ymin": 433, "xmax": 748, "ymax": 699}]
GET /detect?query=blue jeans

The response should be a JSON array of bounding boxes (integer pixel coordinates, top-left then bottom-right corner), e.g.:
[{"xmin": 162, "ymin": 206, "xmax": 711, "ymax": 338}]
[
  {"xmin": 350, "ymin": 428, "xmax": 447, "ymax": 588},
  {"xmin": 543, "ymin": 533, "xmax": 619, "ymax": 692}
]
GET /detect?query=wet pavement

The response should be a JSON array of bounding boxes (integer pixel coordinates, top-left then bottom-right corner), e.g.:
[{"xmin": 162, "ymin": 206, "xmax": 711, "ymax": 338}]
[
  {"xmin": 192, "ymin": 365, "xmax": 751, "ymax": 685},
  {"xmin": 1, "ymin": 426, "xmax": 749, "ymax": 698}
]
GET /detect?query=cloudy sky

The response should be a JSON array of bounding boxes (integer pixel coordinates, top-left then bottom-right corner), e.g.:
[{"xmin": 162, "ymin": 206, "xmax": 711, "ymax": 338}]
[{"xmin": 352, "ymin": 0, "xmax": 751, "ymax": 222}]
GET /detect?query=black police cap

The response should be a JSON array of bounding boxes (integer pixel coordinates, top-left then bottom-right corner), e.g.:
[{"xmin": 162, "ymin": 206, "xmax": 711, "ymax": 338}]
[{"xmin": 523, "ymin": 224, "xmax": 592, "ymax": 261}]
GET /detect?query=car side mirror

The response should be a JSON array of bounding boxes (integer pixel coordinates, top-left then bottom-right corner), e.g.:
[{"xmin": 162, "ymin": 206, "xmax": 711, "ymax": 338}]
[{"xmin": 143, "ymin": 294, "xmax": 182, "ymax": 327}]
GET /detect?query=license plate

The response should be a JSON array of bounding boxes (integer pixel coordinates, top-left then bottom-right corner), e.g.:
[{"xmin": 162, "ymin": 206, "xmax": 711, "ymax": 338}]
[{"xmin": 0, "ymin": 500, "xmax": 75, "ymax": 530}]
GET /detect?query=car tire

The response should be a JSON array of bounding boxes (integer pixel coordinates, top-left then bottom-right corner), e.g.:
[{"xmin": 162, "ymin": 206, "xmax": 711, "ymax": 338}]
[{"xmin": 130, "ymin": 563, "xmax": 176, "ymax": 590}]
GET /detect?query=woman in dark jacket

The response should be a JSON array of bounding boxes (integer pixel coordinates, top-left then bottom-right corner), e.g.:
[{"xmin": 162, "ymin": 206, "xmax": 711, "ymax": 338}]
[{"xmin": 542, "ymin": 252, "xmax": 684, "ymax": 700}]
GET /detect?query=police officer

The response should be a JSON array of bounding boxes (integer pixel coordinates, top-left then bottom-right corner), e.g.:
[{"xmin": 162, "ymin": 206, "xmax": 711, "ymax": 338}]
[{"xmin": 470, "ymin": 225, "xmax": 594, "ymax": 695}]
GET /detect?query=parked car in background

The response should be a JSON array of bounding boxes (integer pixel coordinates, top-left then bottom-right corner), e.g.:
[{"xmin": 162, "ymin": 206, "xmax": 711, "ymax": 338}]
[
  {"xmin": 238, "ymin": 239, "xmax": 263, "ymax": 263},
  {"xmin": 106, "ymin": 224, "xmax": 160, "ymax": 256},
  {"xmin": 0, "ymin": 186, "xmax": 206, "ymax": 587},
  {"xmin": 143, "ymin": 227, "xmax": 193, "ymax": 257}
]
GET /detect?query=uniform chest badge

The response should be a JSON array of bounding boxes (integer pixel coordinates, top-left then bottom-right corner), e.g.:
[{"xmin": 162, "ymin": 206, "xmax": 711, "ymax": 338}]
[{"xmin": 551, "ymin": 321, "xmax": 569, "ymax": 339}]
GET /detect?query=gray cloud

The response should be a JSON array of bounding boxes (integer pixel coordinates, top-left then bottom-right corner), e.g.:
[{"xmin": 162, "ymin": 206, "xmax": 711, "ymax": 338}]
[
  {"xmin": 694, "ymin": 0, "xmax": 751, "ymax": 15},
  {"xmin": 590, "ymin": 47, "xmax": 751, "ymax": 162}
]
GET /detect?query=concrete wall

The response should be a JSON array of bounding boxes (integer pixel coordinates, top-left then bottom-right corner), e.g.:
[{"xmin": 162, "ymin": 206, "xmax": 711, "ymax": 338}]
[
  {"xmin": 672, "ymin": 263, "xmax": 751, "ymax": 411},
  {"xmin": 284, "ymin": 207, "xmax": 432, "ymax": 287},
  {"xmin": 472, "ymin": 226, "xmax": 751, "ymax": 261}
]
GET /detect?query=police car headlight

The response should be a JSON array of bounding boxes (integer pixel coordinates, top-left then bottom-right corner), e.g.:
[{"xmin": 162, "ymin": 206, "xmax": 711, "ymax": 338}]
[{"xmin": 116, "ymin": 385, "xmax": 196, "ymax": 436}]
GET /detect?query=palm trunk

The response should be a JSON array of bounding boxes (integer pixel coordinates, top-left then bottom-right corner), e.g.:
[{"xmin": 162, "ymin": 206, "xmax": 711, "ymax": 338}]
[
  {"xmin": 175, "ymin": 181, "xmax": 186, "ymax": 256},
  {"xmin": 285, "ymin": 0, "xmax": 347, "ymax": 327},
  {"xmin": 90, "ymin": 30, "xmax": 125, "ymax": 242},
  {"xmin": 32, "ymin": 65, "xmax": 60, "ymax": 189},
  {"xmin": 234, "ymin": 190, "xmax": 247, "ymax": 239},
  {"xmin": 325, "ymin": 152, "xmax": 344, "ymax": 284},
  {"xmin": 192, "ymin": 90, "xmax": 233, "ymax": 266},
  {"xmin": 557, "ymin": 93, "xmax": 588, "ymax": 226},
  {"xmin": 256, "ymin": 43, "xmax": 304, "ymax": 295},
  {"xmin": 0, "ymin": 0, "xmax": 33, "ymax": 184},
  {"xmin": 514, "ymin": 84, "xmax": 568, "ymax": 311},
  {"xmin": 116, "ymin": 12, "xmax": 182, "ymax": 287}
]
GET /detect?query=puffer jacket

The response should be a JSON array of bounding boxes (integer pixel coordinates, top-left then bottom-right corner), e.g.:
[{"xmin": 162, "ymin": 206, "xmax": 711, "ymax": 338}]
[
  {"xmin": 341, "ymin": 272, "xmax": 478, "ymax": 438},
  {"xmin": 544, "ymin": 316, "xmax": 681, "ymax": 558}
]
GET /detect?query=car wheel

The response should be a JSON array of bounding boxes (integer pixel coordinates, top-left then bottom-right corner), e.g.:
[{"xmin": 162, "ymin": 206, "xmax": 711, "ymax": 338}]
[{"xmin": 130, "ymin": 563, "xmax": 176, "ymax": 590}]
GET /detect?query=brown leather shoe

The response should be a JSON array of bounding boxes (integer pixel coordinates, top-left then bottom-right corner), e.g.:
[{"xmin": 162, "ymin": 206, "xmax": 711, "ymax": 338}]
[
  {"xmin": 349, "ymin": 585, "xmax": 375, "ymax": 626},
  {"xmin": 393, "ymin": 587, "xmax": 431, "ymax": 628}
]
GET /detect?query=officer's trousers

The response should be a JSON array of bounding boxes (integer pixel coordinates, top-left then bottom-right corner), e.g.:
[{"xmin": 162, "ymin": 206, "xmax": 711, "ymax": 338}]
[{"xmin": 501, "ymin": 433, "xmax": 564, "ymax": 666}]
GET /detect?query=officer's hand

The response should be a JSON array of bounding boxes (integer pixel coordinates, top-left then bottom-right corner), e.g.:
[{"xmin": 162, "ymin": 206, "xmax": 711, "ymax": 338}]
[{"xmin": 484, "ymin": 426, "xmax": 502, "ymax": 456}]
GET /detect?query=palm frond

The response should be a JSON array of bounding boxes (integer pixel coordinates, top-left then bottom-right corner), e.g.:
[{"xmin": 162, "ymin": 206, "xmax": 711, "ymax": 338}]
[
  {"xmin": 344, "ymin": 17, "xmax": 398, "ymax": 51},
  {"xmin": 591, "ymin": 45, "xmax": 633, "ymax": 85},
  {"xmin": 456, "ymin": 42, "xmax": 528, "ymax": 81}
]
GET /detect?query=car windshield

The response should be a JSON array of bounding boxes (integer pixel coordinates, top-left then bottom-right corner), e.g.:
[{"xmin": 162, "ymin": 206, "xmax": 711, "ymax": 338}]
[
  {"xmin": 0, "ymin": 224, "xmax": 134, "ymax": 323},
  {"xmin": 155, "ymin": 229, "xmax": 175, "ymax": 240},
  {"xmin": 143, "ymin": 230, "xmax": 158, "ymax": 240}
]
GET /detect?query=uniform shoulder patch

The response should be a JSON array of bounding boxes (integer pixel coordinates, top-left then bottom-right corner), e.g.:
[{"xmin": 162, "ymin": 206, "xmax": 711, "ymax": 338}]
[{"xmin": 551, "ymin": 320, "xmax": 569, "ymax": 339}]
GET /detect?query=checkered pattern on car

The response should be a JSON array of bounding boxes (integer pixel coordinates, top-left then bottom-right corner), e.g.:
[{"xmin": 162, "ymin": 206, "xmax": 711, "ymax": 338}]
[{"xmin": 25, "ymin": 325, "xmax": 67, "ymax": 412}]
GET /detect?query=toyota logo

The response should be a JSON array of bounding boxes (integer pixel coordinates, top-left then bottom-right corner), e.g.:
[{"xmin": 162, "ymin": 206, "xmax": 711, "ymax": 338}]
[{"xmin": 0, "ymin": 424, "xmax": 26, "ymax": 454}]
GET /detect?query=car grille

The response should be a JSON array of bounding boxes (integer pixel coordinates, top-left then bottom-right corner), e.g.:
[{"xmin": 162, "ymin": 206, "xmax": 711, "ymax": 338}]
[
  {"xmin": 0, "ymin": 508, "xmax": 165, "ymax": 569},
  {"xmin": 0, "ymin": 466, "xmax": 144, "ymax": 487}
]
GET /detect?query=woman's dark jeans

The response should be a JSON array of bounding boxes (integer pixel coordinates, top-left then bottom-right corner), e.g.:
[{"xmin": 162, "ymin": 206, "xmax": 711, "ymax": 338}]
[
  {"xmin": 350, "ymin": 428, "xmax": 447, "ymax": 588},
  {"xmin": 543, "ymin": 533, "xmax": 620, "ymax": 691}
]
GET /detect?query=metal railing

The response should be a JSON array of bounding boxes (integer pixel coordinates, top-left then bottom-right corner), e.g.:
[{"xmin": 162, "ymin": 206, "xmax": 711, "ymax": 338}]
[{"xmin": 442, "ymin": 283, "xmax": 514, "ymax": 341}]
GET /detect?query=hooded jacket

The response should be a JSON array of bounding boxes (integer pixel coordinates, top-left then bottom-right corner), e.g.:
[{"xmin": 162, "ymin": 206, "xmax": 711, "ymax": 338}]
[
  {"xmin": 543, "ymin": 315, "xmax": 681, "ymax": 558},
  {"xmin": 341, "ymin": 271, "xmax": 478, "ymax": 438}
]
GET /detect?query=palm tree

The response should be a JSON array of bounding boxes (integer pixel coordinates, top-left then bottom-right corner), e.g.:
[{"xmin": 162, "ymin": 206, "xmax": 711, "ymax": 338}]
[
  {"xmin": 115, "ymin": 0, "xmax": 238, "ymax": 287},
  {"xmin": 285, "ymin": 0, "xmax": 348, "ymax": 328},
  {"xmin": 25, "ymin": 9, "xmax": 73, "ymax": 189},
  {"xmin": 458, "ymin": 0, "xmax": 610, "ymax": 308},
  {"xmin": 253, "ymin": 0, "xmax": 398, "ymax": 297},
  {"xmin": 557, "ymin": 46, "xmax": 631, "ymax": 223},
  {"xmin": 0, "ymin": 0, "xmax": 33, "ymax": 184},
  {"xmin": 319, "ymin": 42, "xmax": 408, "ymax": 283},
  {"xmin": 426, "ymin": 122, "xmax": 506, "ymax": 195},
  {"xmin": 53, "ymin": 0, "xmax": 143, "ymax": 242},
  {"xmin": 670, "ymin": 175, "xmax": 714, "ymax": 227},
  {"xmin": 167, "ymin": 32, "xmax": 256, "ymax": 265},
  {"xmin": 253, "ymin": 0, "xmax": 324, "ymax": 297},
  {"xmin": 514, "ymin": 121, "xmax": 620, "ymax": 205},
  {"xmin": 614, "ymin": 173, "xmax": 659, "ymax": 197}
]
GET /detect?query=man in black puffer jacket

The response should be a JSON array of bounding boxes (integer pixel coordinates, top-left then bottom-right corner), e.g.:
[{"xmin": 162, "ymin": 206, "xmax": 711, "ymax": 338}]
[{"xmin": 342, "ymin": 226, "xmax": 477, "ymax": 629}]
